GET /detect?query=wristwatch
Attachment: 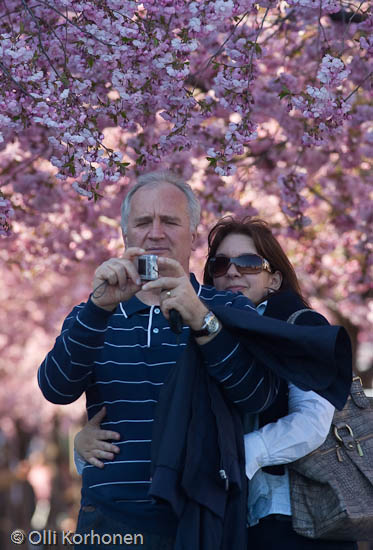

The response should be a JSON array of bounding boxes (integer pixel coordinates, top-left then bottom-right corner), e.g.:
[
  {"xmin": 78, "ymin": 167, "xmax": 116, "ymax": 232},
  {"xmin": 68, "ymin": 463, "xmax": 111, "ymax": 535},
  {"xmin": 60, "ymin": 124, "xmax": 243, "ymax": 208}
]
[{"xmin": 192, "ymin": 311, "xmax": 220, "ymax": 338}]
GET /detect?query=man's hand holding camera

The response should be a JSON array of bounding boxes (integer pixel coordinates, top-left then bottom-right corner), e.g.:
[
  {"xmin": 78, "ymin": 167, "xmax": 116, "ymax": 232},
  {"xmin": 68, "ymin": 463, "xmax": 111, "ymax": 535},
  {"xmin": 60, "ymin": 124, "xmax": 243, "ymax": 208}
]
[
  {"xmin": 141, "ymin": 257, "xmax": 209, "ymax": 331},
  {"xmin": 91, "ymin": 253, "xmax": 220, "ymax": 341},
  {"xmin": 91, "ymin": 247, "xmax": 145, "ymax": 311}
]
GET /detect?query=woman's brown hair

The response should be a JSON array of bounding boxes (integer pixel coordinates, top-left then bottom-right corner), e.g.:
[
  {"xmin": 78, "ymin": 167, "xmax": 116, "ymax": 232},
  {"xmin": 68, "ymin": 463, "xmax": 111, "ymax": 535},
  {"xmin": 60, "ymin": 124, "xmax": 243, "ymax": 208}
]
[{"xmin": 203, "ymin": 216, "xmax": 310, "ymax": 306}]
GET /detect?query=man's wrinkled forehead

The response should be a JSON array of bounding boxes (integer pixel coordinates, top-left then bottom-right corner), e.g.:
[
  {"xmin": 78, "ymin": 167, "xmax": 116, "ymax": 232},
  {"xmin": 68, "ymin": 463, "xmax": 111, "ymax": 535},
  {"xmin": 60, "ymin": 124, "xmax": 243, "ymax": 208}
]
[{"xmin": 129, "ymin": 182, "xmax": 191, "ymax": 220}]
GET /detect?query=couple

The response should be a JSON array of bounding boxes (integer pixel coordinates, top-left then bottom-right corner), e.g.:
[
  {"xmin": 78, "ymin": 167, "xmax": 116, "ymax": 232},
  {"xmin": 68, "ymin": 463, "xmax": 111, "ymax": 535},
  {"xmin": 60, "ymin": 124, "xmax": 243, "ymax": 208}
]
[{"xmin": 38, "ymin": 170, "xmax": 354, "ymax": 550}]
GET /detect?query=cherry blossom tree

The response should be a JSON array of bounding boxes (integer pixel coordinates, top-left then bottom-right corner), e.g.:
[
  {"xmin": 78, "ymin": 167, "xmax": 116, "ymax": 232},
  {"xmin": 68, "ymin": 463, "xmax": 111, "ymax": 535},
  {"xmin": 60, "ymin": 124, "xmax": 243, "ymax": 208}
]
[{"xmin": 0, "ymin": 0, "xmax": 372, "ymax": 438}]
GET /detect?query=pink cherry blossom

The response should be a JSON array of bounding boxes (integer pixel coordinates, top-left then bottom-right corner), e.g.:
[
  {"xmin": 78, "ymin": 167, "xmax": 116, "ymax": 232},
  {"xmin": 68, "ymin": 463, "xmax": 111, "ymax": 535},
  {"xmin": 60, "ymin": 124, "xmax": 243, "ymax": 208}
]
[{"xmin": 0, "ymin": 0, "xmax": 372, "ymax": 442}]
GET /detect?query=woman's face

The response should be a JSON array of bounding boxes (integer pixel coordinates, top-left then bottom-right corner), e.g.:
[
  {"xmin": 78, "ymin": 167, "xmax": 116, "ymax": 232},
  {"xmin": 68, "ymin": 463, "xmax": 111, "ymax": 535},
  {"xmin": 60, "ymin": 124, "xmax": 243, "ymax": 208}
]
[{"xmin": 212, "ymin": 232, "xmax": 282, "ymax": 306}]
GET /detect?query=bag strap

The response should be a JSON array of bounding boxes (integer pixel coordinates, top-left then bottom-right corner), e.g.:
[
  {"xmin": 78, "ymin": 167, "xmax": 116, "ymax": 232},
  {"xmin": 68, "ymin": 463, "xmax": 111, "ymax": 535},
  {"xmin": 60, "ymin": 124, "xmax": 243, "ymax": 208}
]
[
  {"xmin": 286, "ymin": 308, "xmax": 312, "ymax": 325},
  {"xmin": 349, "ymin": 376, "xmax": 371, "ymax": 409}
]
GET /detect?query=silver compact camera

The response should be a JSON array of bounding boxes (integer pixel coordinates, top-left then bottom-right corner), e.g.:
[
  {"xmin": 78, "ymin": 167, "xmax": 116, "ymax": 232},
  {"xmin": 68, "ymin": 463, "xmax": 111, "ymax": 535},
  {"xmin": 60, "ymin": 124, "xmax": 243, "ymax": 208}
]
[{"xmin": 138, "ymin": 254, "xmax": 159, "ymax": 281}]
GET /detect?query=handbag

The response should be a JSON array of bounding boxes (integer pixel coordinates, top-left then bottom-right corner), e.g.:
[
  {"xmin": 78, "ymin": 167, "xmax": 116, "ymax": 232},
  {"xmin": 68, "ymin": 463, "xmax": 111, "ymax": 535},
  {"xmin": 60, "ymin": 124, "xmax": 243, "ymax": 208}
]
[{"xmin": 286, "ymin": 309, "xmax": 373, "ymax": 541}]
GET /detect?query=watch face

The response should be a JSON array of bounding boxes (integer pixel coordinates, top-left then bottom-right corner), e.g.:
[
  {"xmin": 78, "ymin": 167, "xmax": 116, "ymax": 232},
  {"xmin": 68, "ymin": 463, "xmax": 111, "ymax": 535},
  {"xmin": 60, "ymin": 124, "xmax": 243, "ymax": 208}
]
[
  {"xmin": 207, "ymin": 314, "xmax": 220, "ymax": 334},
  {"xmin": 192, "ymin": 312, "xmax": 220, "ymax": 337}
]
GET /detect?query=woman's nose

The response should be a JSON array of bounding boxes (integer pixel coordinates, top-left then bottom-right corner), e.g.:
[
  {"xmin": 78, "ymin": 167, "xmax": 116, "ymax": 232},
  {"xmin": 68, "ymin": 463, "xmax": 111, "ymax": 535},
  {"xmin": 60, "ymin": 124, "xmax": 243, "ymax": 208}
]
[{"xmin": 226, "ymin": 262, "xmax": 240, "ymax": 277}]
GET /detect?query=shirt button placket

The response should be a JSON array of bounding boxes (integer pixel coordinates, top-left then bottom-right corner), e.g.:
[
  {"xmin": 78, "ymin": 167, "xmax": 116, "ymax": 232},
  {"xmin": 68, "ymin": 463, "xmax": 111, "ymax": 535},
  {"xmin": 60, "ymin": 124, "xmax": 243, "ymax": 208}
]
[{"xmin": 151, "ymin": 308, "xmax": 161, "ymax": 344}]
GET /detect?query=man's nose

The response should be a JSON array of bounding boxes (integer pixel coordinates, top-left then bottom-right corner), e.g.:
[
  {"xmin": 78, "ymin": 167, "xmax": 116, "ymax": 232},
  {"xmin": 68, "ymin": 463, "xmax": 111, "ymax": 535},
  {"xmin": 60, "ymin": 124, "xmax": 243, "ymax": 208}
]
[{"xmin": 148, "ymin": 220, "xmax": 164, "ymax": 239}]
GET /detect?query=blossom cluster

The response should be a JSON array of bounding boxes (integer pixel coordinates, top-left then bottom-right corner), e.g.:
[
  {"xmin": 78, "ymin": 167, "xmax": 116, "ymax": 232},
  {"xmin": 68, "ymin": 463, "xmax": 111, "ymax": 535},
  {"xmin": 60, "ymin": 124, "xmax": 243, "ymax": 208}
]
[
  {"xmin": 290, "ymin": 55, "xmax": 351, "ymax": 146},
  {"xmin": 277, "ymin": 172, "xmax": 310, "ymax": 227},
  {"xmin": 0, "ymin": 196, "xmax": 14, "ymax": 236},
  {"xmin": 286, "ymin": 0, "xmax": 340, "ymax": 14}
]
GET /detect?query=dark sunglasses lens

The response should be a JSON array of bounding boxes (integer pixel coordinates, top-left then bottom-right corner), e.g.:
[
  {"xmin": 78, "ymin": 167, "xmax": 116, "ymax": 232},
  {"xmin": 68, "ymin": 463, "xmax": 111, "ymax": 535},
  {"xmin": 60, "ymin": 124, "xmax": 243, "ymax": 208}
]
[
  {"xmin": 208, "ymin": 257, "xmax": 230, "ymax": 277},
  {"xmin": 234, "ymin": 255, "xmax": 263, "ymax": 273},
  {"xmin": 209, "ymin": 254, "xmax": 265, "ymax": 277}
]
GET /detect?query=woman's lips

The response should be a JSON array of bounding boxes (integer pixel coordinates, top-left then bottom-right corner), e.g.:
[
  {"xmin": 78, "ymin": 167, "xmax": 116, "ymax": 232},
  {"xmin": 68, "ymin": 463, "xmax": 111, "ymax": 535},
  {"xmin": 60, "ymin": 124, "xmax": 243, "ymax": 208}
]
[{"xmin": 226, "ymin": 286, "xmax": 245, "ymax": 292}]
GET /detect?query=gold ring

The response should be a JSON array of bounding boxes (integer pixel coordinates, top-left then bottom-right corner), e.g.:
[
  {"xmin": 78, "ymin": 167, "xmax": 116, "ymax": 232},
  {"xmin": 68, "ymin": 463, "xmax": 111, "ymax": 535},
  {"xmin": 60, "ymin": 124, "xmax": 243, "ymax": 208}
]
[{"xmin": 166, "ymin": 291, "xmax": 172, "ymax": 298}]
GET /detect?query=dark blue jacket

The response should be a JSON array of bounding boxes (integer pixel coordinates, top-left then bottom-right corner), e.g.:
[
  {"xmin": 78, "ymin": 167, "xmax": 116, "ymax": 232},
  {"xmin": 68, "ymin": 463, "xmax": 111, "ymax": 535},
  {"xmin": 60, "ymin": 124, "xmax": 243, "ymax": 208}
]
[
  {"xmin": 150, "ymin": 339, "xmax": 248, "ymax": 550},
  {"xmin": 214, "ymin": 303, "xmax": 351, "ymax": 410},
  {"xmin": 150, "ymin": 301, "xmax": 352, "ymax": 550}
]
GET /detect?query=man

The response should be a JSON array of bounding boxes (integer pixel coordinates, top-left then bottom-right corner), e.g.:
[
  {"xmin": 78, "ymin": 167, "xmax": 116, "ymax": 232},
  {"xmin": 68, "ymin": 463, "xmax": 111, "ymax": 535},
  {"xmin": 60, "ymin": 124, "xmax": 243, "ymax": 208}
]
[{"xmin": 38, "ymin": 171, "xmax": 279, "ymax": 549}]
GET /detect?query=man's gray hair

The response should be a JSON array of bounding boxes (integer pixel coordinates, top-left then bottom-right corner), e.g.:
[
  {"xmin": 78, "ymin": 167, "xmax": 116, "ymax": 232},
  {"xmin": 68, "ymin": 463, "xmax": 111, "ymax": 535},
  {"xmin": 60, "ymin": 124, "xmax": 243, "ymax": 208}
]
[{"xmin": 121, "ymin": 170, "xmax": 201, "ymax": 232}]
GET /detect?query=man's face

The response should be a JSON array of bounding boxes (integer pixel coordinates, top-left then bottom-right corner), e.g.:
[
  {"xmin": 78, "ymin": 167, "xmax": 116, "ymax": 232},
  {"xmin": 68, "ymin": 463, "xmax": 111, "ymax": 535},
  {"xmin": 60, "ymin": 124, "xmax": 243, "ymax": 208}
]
[{"xmin": 124, "ymin": 183, "xmax": 197, "ymax": 273}]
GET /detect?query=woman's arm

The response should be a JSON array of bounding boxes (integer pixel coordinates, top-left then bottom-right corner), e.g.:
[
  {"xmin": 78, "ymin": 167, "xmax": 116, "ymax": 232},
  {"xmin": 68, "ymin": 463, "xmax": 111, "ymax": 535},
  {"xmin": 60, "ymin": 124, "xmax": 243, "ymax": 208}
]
[
  {"xmin": 74, "ymin": 407, "xmax": 120, "ymax": 470},
  {"xmin": 244, "ymin": 383, "xmax": 335, "ymax": 479},
  {"xmin": 244, "ymin": 307, "xmax": 336, "ymax": 479}
]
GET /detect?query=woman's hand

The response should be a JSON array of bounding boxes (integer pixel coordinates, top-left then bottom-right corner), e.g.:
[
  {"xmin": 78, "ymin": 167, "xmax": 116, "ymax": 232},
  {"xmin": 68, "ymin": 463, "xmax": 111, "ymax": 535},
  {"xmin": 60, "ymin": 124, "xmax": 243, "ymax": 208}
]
[{"xmin": 74, "ymin": 407, "xmax": 120, "ymax": 469}]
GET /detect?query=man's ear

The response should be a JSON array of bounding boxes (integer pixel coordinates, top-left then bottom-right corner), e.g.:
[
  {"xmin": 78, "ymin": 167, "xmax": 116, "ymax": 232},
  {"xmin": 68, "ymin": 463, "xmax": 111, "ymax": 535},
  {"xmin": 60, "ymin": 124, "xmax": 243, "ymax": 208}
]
[
  {"xmin": 191, "ymin": 230, "xmax": 197, "ymax": 251},
  {"xmin": 270, "ymin": 270, "xmax": 283, "ymax": 291},
  {"xmin": 122, "ymin": 229, "xmax": 127, "ymax": 248}
]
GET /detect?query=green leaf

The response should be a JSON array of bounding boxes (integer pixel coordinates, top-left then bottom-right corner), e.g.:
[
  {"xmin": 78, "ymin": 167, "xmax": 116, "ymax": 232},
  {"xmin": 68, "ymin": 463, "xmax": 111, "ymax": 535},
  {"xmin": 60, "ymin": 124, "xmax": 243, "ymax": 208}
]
[
  {"xmin": 279, "ymin": 86, "xmax": 292, "ymax": 99},
  {"xmin": 60, "ymin": 73, "xmax": 69, "ymax": 87},
  {"xmin": 93, "ymin": 191, "xmax": 103, "ymax": 202},
  {"xmin": 206, "ymin": 157, "xmax": 217, "ymax": 167},
  {"xmin": 116, "ymin": 161, "xmax": 130, "ymax": 176}
]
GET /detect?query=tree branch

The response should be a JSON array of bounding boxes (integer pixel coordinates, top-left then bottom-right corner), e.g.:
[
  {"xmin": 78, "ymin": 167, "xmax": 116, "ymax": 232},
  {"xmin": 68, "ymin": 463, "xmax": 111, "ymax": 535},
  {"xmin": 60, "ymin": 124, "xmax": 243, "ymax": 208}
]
[
  {"xmin": 0, "ymin": 61, "xmax": 36, "ymax": 99},
  {"xmin": 344, "ymin": 71, "xmax": 373, "ymax": 102},
  {"xmin": 36, "ymin": 0, "xmax": 117, "ymax": 47},
  {"xmin": 21, "ymin": 0, "xmax": 62, "ymax": 79}
]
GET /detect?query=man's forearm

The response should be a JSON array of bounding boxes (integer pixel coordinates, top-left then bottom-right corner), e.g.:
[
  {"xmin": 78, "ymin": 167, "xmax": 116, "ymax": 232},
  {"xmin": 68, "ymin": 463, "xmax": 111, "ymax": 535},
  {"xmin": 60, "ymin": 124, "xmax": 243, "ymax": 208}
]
[{"xmin": 38, "ymin": 299, "xmax": 111, "ymax": 404}]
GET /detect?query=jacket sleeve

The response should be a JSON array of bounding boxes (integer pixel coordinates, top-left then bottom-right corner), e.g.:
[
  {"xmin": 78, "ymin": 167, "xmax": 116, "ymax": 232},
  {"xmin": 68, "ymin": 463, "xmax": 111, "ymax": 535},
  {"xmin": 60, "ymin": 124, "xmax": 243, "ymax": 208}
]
[
  {"xmin": 198, "ymin": 295, "xmax": 280, "ymax": 414},
  {"xmin": 37, "ymin": 298, "xmax": 113, "ymax": 404}
]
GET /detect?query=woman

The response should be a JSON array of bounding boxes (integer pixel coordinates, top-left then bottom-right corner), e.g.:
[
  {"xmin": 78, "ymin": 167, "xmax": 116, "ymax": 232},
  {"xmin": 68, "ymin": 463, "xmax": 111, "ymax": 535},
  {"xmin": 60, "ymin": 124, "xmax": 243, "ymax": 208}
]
[{"xmin": 74, "ymin": 216, "xmax": 357, "ymax": 550}]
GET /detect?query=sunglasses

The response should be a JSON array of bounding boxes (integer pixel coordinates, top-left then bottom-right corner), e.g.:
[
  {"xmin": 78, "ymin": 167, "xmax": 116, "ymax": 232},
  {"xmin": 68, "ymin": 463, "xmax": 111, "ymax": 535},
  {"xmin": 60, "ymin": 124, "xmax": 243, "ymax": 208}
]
[{"xmin": 207, "ymin": 254, "xmax": 272, "ymax": 278}]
